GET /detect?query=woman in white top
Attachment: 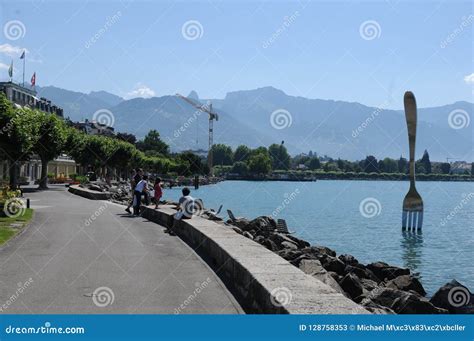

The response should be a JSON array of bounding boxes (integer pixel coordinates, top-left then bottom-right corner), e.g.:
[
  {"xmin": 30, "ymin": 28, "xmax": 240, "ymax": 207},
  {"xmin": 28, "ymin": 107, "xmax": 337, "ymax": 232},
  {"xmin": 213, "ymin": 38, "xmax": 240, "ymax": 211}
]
[{"xmin": 133, "ymin": 175, "xmax": 148, "ymax": 216}]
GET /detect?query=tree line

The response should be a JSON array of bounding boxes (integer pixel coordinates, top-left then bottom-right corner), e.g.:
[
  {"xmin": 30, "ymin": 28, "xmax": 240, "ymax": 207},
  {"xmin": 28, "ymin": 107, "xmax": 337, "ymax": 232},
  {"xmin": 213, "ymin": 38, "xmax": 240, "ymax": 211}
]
[
  {"xmin": 209, "ymin": 143, "xmax": 474, "ymax": 177},
  {"xmin": 0, "ymin": 93, "xmax": 205, "ymax": 189}
]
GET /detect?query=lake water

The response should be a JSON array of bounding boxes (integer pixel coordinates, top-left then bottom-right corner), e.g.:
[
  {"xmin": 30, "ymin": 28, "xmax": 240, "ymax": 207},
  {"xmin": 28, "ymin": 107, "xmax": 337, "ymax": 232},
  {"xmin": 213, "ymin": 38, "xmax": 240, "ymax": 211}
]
[{"xmin": 163, "ymin": 180, "xmax": 474, "ymax": 295}]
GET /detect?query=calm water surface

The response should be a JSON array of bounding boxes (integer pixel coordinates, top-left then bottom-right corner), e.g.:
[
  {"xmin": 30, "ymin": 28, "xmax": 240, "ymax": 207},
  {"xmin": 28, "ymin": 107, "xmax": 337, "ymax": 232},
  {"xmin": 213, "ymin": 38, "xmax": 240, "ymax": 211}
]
[{"xmin": 163, "ymin": 180, "xmax": 474, "ymax": 294}]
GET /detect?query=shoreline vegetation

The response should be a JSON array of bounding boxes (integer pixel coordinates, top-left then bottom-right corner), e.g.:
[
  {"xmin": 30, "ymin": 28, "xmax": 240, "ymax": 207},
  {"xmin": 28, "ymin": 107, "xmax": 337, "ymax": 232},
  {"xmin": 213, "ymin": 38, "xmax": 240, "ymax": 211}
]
[{"xmin": 223, "ymin": 172, "xmax": 474, "ymax": 182}]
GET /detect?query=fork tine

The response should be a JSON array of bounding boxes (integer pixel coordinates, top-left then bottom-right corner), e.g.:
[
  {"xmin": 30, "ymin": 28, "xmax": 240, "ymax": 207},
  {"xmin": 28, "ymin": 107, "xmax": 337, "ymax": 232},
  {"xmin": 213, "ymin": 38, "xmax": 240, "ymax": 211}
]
[
  {"xmin": 402, "ymin": 210, "xmax": 407, "ymax": 230},
  {"xmin": 408, "ymin": 211, "xmax": 414, "ymax": 230},
  {"xmin": 417, "ymin": 211, "xmax": 423, "ymax": 230}
]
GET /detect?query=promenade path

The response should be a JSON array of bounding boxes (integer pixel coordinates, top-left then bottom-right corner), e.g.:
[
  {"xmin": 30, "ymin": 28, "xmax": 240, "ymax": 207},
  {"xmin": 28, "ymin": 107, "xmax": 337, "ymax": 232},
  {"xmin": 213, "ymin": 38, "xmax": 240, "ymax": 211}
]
[{"xmin": 0, "ymin": 186, "xmax": 241, "ymax": 314}]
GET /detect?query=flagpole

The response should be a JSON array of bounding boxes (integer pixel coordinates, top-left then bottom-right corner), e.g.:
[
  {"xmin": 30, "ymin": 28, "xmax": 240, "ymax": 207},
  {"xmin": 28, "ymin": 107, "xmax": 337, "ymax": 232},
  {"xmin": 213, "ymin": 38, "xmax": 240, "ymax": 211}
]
[{"xmin": 22, "ymin": 55, "xmax": 25, "ymax": 87}]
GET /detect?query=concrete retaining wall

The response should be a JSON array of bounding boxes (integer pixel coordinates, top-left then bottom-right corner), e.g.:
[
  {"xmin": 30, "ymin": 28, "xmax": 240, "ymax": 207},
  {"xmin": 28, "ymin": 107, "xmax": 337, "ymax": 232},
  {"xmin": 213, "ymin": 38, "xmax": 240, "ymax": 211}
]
[
  {"xmin": 68, "ymin": 185, "xmax": 111, "ymax": 200},
  {"xmin": 141, "ymin": 205, "xmax": 369, "ymax": 314}
]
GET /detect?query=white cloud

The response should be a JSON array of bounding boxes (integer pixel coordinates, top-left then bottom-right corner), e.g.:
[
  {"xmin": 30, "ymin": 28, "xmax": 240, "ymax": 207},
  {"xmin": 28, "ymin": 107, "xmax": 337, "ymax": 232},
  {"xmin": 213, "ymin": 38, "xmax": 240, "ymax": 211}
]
[
  {"xmin": 125, "ymin": 84, "xmax": 156, "ymax": 99},
  {"xmin": 464, "ymin": 73, "xmax": 474, "ymax": 84},
  {"xmin": 0, "ymin": 62, "xmax": 9, "ymax": 70},
  {"xmin": 0, "ymin": 43, "xmax": 28, "ymax": 57}
]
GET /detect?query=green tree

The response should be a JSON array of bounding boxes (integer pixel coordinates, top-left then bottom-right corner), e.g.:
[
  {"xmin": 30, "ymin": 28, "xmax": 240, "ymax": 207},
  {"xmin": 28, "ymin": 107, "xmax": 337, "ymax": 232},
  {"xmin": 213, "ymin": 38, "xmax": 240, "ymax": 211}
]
[
  {"xmin": 419, "ymin": 149, "xmax": 432, "ymax": 174},
  {"xmin": 308, "ymin": 157, "xmax": 321, "ymax": 170},
  {"xmin": 177, "ymin": 151, "xmax": 206, "ymax": 174},
  {"xmin": 380, "ymin": 157, "xmax": 398, "ymax": 173},
  {"xmin": 210, "ymin": 144, "xmax": 233, "ymax": 166},
  {"xmin": 398, "ymin": 156, "xmax": 408, "ymax": 174},
  {"xmin": 136, "ymin": 129, "xmax": 169, "ymax": 155},
  {"xmin": 0, "ymin": 94, "xmax": 38, "ymax": 188},
  {"xmin": 440, "ymin": 162, "xmax": 451, "ymax": 174},
  {"xmin": 234, "ymin": 145, "xmax": 251, "ymax": 162},
  {"xmin": 248, "ymin": 153, "xmax": 272, "ymax": 174},
  {"xmin": 268, "ymin": 143, "xmax": 290, "ymax": 170},
  {"xmin": 231, "ymin": 161, "xmax": 249, "ymax": 175},
  {"xmin": 323, "ymin": 162, "xmax": 339, "ymax": 172},
  {"xmin": 363, "ymin": 155, "xmax": 379, "ymax": 173},
  {"xmin": 31, "ymin": 110, "xmax": 68, "ymax": 189}
]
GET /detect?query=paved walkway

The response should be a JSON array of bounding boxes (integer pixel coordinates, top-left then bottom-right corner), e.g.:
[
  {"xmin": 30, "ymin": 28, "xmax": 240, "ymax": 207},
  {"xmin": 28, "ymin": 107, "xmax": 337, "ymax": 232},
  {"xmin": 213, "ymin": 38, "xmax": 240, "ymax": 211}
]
[{"xmin": 0, "ymin": 186, "xmax": 241, "ymax": 314}]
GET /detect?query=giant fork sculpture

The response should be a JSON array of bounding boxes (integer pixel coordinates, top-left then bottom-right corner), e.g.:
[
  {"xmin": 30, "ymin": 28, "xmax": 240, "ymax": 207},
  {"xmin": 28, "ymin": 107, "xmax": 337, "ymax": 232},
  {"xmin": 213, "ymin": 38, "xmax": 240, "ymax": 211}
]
[{"xmin": 402, "ymin": 91, "xmax": 424, "ymax": 231}]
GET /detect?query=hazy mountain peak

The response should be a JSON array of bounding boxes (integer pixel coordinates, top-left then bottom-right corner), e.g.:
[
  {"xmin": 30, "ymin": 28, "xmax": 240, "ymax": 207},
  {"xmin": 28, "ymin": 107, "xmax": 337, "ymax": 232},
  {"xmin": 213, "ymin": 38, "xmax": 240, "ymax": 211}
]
[
  {"xmin": 89, "ymin": 90, "xmax": 123, "ymax": 107},
  {"xmin": 225, "ymin": 86, "xmax": 287, "ymax": 100},
  {"xmin": 187, "ymin": 90, "xmax": 199, "ymax": 101}
]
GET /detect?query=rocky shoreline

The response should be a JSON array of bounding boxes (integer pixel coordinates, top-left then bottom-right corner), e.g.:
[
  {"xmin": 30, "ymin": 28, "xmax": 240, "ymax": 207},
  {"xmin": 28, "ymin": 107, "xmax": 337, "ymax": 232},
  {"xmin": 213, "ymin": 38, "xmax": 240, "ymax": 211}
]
[
  {"xmin": 82, "ymin": 181, "xmax": 473, "ymax": 314},
  {"xmin": 224, "ymin": 214, "xmax": 473, "ymax": 314}
]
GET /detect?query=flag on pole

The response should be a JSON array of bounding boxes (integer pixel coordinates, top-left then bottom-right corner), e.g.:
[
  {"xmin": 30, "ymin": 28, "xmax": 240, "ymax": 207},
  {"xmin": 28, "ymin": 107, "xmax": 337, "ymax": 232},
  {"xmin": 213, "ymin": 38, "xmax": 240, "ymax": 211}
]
[
  {"xmin": 20, "ymin": 50, "xmax": 25, "ymax": 59},
  {"xmin": 8, "ymin": 60, "xmax": 13, "ymax": 78},
  {"xmin": 31, "ymin": 72, "xmax": 36, "ymax": 86}
]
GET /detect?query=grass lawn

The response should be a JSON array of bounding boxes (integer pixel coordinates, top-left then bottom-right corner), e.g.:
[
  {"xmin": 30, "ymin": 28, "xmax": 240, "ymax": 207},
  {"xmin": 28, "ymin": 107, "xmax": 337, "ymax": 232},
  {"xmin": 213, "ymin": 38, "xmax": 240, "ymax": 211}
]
[{"xmin": 0, "ymin": 208, "xmax": 33, "ymax": 245}]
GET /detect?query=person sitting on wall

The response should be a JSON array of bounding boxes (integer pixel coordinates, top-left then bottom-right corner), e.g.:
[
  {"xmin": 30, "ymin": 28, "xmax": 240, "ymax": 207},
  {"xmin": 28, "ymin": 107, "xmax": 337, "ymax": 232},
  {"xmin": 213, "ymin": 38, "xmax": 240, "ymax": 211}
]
[{"xmin": 168, "ymin": 187, "xmax": 195, "ymax": 235}]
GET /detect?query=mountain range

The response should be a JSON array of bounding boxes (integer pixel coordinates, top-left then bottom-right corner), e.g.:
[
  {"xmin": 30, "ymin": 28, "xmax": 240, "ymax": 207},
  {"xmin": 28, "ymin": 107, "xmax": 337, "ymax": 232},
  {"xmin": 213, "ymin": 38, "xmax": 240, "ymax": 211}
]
[{"xmin": 35, "ymin": 85, "xmax": 473, "ymax": 161}]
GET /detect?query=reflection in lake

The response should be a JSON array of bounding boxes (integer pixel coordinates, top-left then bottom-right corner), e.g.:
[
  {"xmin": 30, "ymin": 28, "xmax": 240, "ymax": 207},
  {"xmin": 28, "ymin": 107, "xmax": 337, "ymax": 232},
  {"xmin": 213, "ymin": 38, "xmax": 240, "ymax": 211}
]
[{"xmin": 401, "ymin": 230, "xmax": 424, "ymax": 278}]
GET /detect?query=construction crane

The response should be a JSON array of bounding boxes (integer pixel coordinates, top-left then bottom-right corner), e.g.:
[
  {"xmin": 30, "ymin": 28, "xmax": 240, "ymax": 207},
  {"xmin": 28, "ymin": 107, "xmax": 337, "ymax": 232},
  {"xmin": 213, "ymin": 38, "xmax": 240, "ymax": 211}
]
[{"xmin": 176, "ymin": 93, "xmax": 219, "ymax": 173}]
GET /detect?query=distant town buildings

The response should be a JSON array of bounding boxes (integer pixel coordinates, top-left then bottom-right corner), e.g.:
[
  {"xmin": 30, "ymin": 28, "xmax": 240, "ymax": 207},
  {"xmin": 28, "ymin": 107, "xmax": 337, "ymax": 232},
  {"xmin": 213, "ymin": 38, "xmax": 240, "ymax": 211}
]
[
  {"xmin": 72, "ymin": 119, "xmax": 115, "ymax": 137},
  {"xmin": 450, "ymin": 161, "xmax": 472, "ymax": 175}
]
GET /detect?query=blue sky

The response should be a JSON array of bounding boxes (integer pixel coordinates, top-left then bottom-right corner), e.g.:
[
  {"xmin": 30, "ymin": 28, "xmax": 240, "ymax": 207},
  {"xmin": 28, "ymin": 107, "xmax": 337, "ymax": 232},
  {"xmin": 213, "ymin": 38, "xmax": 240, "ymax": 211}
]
[{"xmin": 0, "ymin": 0, "xmax": 472, "ymax": 109}]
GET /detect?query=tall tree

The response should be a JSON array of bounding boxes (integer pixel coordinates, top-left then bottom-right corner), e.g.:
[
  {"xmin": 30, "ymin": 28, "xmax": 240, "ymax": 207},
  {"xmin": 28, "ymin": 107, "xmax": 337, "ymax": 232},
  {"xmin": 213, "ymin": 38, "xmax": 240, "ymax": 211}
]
[
  {"xmin": 0, "ymin": 94, "xmax": 37, "ymax": 188},
  {"xmin": 268, "ymin": 143, "xmax": 290, "ymax": 170},
  {"xmin": 398, "ymin": 156, "xmax": 408, "ymax": 174},
  {"xmin": 32, "ymin": 110, "xmax": 68, "ymax": 189},
  {"xmin": 248, "ymin": 153, "xmax": 272, "ymax": 174},
  {"xmin": 308, "ymin": 157, "xmax": 321, "ymax": 170},
  {"xmin": 363, "ymin": 155, "xmax": 379, "ymax": 173},
  {"xmin": 419, "ymin": 149, "xmax": 432, "ymax": 174},
  {"xmin": 210, "ymin": 144, "xmax": 233, "ymax": 166},
  {"xmin": 234, "ymin": 145, "xmax": 251, "ymax": 162},
  {"xmin": 136, "ymin": 129, "xmax": 169, "ymax": 155}
]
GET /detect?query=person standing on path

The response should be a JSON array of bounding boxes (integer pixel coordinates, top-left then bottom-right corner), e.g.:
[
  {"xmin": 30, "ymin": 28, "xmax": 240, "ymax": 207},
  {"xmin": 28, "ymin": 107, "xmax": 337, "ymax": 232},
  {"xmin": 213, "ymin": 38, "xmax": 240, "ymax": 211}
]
[
  {"xmin": 125, "ymin": 169, "xmax": 137, "ymax": 214},
  {"xmin": 154, "ymin": 178, "xmax": 163, "ymax": 209},
  {"xmin": 133, "ymin": 174, "xmax": 148, "ymax": 216}
]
